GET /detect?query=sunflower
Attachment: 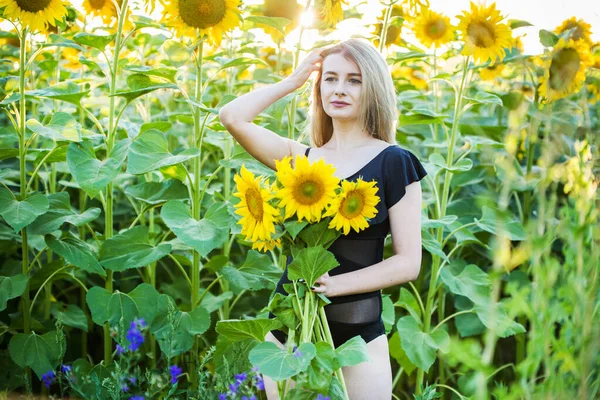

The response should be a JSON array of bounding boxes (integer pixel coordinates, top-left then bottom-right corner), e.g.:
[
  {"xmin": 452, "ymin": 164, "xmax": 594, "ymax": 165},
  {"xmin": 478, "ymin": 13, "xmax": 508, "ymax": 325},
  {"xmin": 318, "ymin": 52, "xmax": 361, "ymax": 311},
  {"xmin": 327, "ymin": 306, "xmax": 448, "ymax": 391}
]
[
  {"xmin": 261, "ymin": 0, "xmax": 303, "ymax": 43},
  {"xmin": 587, "ymin": 83, "xmax": 600, "ymax": 104},
  {"xmin": 323, "ymin": 179, "xmax": 380, "ymax": 235},
  {"xmin": 160, "ymin": 0, "xmax": 242, "ymax": 46},
  {"xmin": 373, "ymin": 5, "xmax": 404, "ymax": 48},
  {"xmin": 554, "ymin": 17, "xmax": 593, "ymax": 47},
  {"xmin": 392, "ymin": 65, "xmax": 428, "ymax": 90},
  {"xmin": 411, "ymin": 9, "xmax": 454, "ymax": 48},
  {"xmin": 82, "ymin": 0, "xmax": 117, "ymax": 23},
  {"xmin": 479, "ymin": 63, "xmax": 504, "ymax": 81},
  {"xmin": 402, "ymin": 0, "xmax": 429, "ymax": 18},
  {"xmin": 233, "ymin": 165, "xmax": 280, "ymax": 242},
  {"xmin": 456, "ymin": 1, "xmax": 512, "ymax": 65},
  {"xmin": 539, "ymin": 38, "xmax": 592, "ymax": 102},
  {"xmin": 0, "ymin": 0, "xmax": 68, "ymax": 32},
  {"xmin": 252, "ymin": 237, "xmax": 282, "ymax": 253},
  {"xmin": 62, "ymin": 47, "xmax": 82, "ymax": 70},
  {"xmin": 274, "ymin": 155, "xmax": 340, "ymax": 223},
  {"xmin": 314, "ymin": 0, "xmax": 347, "ymax": 29}
]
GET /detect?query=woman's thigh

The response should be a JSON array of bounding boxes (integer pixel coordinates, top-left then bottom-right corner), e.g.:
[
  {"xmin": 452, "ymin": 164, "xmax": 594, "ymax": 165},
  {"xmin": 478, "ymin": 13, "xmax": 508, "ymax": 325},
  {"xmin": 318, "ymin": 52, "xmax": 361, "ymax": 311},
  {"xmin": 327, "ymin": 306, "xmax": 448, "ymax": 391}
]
[{"xmin": 341, "ymin": 334, "xmax": 392, "ymax": 400}]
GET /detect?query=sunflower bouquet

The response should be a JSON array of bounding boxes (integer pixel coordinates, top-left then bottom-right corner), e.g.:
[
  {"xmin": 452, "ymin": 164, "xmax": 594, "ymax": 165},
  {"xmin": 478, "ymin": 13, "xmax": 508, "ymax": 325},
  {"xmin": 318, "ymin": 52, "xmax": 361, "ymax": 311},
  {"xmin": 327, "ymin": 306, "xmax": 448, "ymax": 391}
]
[{"xmin": 231, "ymin": 154, "xmax": 380, "ymax": 399}]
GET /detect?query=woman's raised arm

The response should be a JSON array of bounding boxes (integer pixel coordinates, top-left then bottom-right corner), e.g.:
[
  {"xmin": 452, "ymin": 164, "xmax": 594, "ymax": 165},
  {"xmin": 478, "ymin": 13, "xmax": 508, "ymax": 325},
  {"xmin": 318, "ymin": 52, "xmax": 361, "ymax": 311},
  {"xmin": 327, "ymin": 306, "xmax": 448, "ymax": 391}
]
[{"xmin": 218, "ymin": 49, "xmax": 323, "ymax": 170}]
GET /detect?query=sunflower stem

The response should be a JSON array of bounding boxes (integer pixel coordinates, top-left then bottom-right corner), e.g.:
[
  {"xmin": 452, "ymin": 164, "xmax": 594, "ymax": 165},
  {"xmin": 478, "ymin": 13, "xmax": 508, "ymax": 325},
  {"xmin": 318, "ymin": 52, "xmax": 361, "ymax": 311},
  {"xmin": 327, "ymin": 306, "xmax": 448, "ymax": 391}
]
[
  {"xmin": 378, "ymin": 1, "xmax": 395, "ymax": 54},
  {"xmin": 319, "ymin": 307, "xmax": 350, "ymax": 400},
  {"xmin": 103, "ymin": 0, "xmax": 130, "ymax": 364}
]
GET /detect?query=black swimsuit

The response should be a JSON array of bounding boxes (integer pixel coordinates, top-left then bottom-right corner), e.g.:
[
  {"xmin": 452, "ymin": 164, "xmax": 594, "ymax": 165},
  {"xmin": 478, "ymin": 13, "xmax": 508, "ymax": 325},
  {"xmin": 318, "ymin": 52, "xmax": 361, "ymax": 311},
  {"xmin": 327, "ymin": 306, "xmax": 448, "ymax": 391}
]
[{"xmin": 268, "ymin": 144, "xmax": 428, "ymax": 348}]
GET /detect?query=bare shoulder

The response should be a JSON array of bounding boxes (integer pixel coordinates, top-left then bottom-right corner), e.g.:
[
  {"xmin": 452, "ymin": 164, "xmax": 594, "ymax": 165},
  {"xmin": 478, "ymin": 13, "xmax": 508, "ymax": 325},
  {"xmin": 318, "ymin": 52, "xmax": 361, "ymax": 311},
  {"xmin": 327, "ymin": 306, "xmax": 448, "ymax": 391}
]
[{"xmin": 288, "ymin": 140, "xmax": 310, "ymax": 158}]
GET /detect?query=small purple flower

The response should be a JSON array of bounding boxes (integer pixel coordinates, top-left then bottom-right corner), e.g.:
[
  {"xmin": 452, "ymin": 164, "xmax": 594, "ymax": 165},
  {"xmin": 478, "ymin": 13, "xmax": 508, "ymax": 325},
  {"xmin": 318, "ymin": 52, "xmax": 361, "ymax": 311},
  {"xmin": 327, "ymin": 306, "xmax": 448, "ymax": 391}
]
[
  {"xmin": 131, "ymin": 318, "xmax": 147, "ymax": 330},
  {"xmin": 169, "ymin": 364, "xmax": 182, "ymax": 384},
  {"xmin": 126, "ymin": 326, "xmax": 144, "ymax": 352},
  {"xmin": 61, "ymin": 365, "xmax": 72, "ymax": 374},
  {"xmin": 116, "ymin": 344, "xmax": 126, "ymax": 355},
  {"xmin": 292, "ymin": 346, "xmax": 303, "ymax": 358},
  {"xmin": 128, "ymin": 376, "xmax": 137, "ymax": 384},
  {"xmin": 229, "ymin": 380, "xmax": 240, "ymax": 393},
  {"xmin": 218, "ymin": 394, "xmax": 227, "ymax": 400},
  {"xmin": 255, "ymin": 376, "xmax": 264, "ymax": 391},
  {"xmin": 234, "ymin": 372, "xmax": 247, "ymax": 383},
  {"xmin": 129, "ymin": 396, "xmax": 144, "ymax": 400},
  {"xmin": 121, "ymin": 383, "xmax": 129, "ymax": 392},
  {"xmin": 316, "ymin": 395, "xmax": 330, "ymax": 400},
  {"xmin": 251, "ymin": 365, "xmax": 259, "ymax": 373},
  {"xmin": 41, "ymin": 370, "xmax": 56, "ymax": 388}
]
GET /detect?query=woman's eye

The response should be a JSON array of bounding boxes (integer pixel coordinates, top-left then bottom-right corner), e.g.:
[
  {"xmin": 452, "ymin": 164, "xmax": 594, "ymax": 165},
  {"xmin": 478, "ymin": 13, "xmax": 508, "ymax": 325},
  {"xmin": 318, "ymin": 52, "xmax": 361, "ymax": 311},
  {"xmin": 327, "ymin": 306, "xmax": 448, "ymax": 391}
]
[
  {"xmin": 350, "ymin": 79, "xmax": 361, "ymax": 84},
  {"xmin": 325, "ymin": 77, "xmax": 335, "ymax": 82}
]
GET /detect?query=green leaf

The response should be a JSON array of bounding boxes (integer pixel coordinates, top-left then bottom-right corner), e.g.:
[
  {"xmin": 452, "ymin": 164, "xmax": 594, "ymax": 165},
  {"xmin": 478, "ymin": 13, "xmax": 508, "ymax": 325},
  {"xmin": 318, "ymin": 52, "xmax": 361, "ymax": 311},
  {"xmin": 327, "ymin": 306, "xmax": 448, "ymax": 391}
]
[
  {"xmin": 474, "ymin": 205, "xmax": 526, "ymax": 240},
  {"xmin": 388, "ymin": 331, "xmax": 416, "ymax": 375},
  {"xmin": 396, "ymin": 316, "xmax": 447, "ymax": 372},
  {"xmin": 334, "ymin": 335, "xmax": 370, "ymax": 367},
  {"xmin": 45, "ymin": 234, "xmax": 105, "ymax": 277},
  {"xmin": 473, "ymin": 302, "xmax": 526, "ymax": 338},
  {"xmin": 245, "ymin": 15, "xmax": 290, "ymax": 35},
  {"xmin": 217, "ymin": 56, "xmax": 268, "ymax": 70},
  {"xmin": 8, "ymin": 331, "xmax": 65, "ymax": 378},
  {"xmin": 73, "ymin": 32, "xmax": 115, "ymax": 50},
  {"xmin": 287, "ymin": 246, "xmax": 339, "ymax": 288},
  {"xmin": 249, "ymin": 341, "xmax": 316, "ymax": 381},
  {"xmin": 126, "ymin": 129, "xmax": 200, "ymax": 175},
  {"xmin": 99, "ymin": 225, "xmax": 171, "ymax": 271},
  {"xmin": 86, "ymin": 283, "xmax": 160, "ymax": 328},
  {"xmin": 220, "ymin": 249, "xmax": 282, "ymax": 292},
  {"xmin": 215, "ymin": 318, "xmax": 283, "ymax": 342},
  {"xmin": 508, "ymin": 19, "xmax": 533, "ymax": 29},
  {"xmin": 440, "ymin": 263, "xmax": 490, "ymax": 306},
  {"xmin": 421, "ymin": 215, "xmax": 458, "ymax": 229},
  {"xmin": 150, "ymin": 294, "xmax": 211, "ymax": 357},
  {"xmin": 0, "ymin": 274, "xmax": 28, "ymax": 311},
  {"xmin": 539, "ymin": 29, "xmax": 559, "ymax": 47},
  {"xmin": 26, "ymin": 112, "xmax": 82, "ymax": 142},
  {"xmin": 0, "ymin": 189, "xmax": 49, "ymax": 233},
  {"xmin": 163, "ymin": 40, "xmax": 191, "ymax": 68},
  {"xmin": 27, "ymin": 81, "xmax": 90, "ymax": 105},
  {"xmin": 464, "ymin": 91, "xmax": 503, "ymax": 107},
  {"xmin": 160, "ymin": 200, "xmax": 220, "ymax": 257},
  {"xmin": 428, "ymin": 153, "xmax": 473, "ymax": 173},
  {"xmin": 67, "ymin": 138, "xmax": 130, "ymax": 199},
  {"xmin": 52, "ymin": 303, "xmax": 89, "ymax": 332},
  {"xmin": 381, "ymin": 295, "xmax": 395, "ymax": 334},
  {"xmin": 125, "ymin": 66, "xmax": 178, "ymax": 83},
  {"xmin": 28, "ymin": 192, "xmax": 100, "ymax": 235},
  {"xmin": 113, "ymin": 74, "xmax": 177, "ymax": 103},
  {"xmin": 124, "ymin": 179, "xmax": 189, "ymax": 205}
]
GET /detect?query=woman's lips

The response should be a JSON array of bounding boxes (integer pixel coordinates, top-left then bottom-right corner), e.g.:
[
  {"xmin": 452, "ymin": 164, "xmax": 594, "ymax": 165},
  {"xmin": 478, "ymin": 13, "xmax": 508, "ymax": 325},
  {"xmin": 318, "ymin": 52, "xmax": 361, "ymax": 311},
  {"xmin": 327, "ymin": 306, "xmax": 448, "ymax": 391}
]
[{"xmin": 331, "ymin": 101, "xmax": 349, "ymax": 107}]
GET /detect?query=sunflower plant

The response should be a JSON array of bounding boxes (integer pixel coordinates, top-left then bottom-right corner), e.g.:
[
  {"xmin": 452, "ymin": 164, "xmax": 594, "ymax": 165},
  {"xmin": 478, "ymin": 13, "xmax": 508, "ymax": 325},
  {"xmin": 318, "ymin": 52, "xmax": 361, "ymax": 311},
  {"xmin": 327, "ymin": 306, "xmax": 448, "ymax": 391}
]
[{"xmin": 224, "ymin": 155, "xmax": 381, "ymax": 399}]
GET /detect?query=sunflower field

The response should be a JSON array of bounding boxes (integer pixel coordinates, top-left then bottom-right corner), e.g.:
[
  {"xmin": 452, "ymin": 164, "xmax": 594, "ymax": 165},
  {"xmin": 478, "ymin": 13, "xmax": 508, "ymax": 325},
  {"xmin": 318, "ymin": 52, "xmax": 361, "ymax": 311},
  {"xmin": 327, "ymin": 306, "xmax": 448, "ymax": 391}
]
[{"xmin": 0, "ymin": 0, "xmax": 598, "ymax": 399}]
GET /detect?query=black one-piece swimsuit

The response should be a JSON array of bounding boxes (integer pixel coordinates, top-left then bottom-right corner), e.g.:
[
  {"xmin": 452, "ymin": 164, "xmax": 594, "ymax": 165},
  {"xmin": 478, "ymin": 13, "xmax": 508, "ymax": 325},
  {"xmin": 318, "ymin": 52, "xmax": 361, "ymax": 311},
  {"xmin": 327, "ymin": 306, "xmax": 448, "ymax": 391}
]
[{"xmin": 268, "ymin": 144, "xmax": 428, "ymax": 349}]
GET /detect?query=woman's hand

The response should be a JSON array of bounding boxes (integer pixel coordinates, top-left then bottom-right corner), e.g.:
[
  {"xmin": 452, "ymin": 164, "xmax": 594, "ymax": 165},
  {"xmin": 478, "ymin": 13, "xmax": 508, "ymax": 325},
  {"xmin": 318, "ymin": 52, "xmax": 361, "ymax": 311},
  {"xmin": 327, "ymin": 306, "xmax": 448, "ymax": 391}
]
[
  {"xmin": 284, "ymin": 48, "xmax": 324, "ymax": 90},
  {"xmin": 310, "ymin": 272, "xmax": 336, "ymax": 297}
]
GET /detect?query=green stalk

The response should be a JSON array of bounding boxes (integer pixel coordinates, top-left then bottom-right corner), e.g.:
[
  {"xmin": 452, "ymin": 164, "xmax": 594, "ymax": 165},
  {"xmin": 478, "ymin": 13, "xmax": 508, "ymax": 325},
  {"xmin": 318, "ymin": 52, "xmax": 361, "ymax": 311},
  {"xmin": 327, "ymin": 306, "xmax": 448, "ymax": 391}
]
[
  {"xmin": 18, "ymin": 28, "xmax": 31, "ymax": 339},
  {"xmin": 415, "ymin": 56, "xmax": 471, "ymax": 394},
  {"xmin": 378, "ymin": 1, "xmax": 394, "ymax": 54},
  {"xmin": 318, "ymin": 307, "xmax": 349, "ymax": 400},
  {"xmin": 103, "ymin": 0, "xmax": 130, "ymax": 363}
]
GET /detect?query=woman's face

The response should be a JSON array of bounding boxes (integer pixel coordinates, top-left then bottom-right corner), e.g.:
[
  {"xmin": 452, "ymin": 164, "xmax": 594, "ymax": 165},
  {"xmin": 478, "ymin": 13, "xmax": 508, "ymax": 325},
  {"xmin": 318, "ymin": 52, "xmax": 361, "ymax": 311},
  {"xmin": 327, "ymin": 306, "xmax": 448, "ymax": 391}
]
[{"xmin": 320, "ymin": 53, "xmax": 363, "ymax": 121}]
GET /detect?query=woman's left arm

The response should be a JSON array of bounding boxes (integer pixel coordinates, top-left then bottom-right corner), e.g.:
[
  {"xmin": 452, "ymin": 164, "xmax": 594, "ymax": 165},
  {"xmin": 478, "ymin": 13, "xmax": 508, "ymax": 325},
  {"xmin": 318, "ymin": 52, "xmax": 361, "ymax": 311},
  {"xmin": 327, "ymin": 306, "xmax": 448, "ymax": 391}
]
[{"xmin": 312, "ymin": 180, "xmax": 423, "ymax": 297}]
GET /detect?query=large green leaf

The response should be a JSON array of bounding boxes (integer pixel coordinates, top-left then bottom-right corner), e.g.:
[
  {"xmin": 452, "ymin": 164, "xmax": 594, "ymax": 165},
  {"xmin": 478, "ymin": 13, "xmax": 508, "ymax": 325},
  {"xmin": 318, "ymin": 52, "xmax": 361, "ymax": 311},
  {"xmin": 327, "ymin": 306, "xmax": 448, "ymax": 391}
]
[
  {"xmin": 440, "ymin": 263, "xmax": 490, "ymax": 306},
  {"xmin": 150, "ymin": 294, "xmax": 211, "ymax": 358},
  {"xmin": 8, "ymin": 331, "xmax": 65, "ymax": 378},
  {"xmin": 334, "ymin": 335, "xmax": 370, "ymax": 367},
  {"xmin": 26, "ymin": 112, "xmax": 82, "ymax": 142},
  {"xmin": 388, "ymin": 331, "xmax": 416, "ymax": 376},
  {"xmin": 220, "ymin": 249, "xmax": 282, "ymax": 292},
  {"xmin": 0, "ymin": 189, "xmax": 49, "ymax": 233},
  {"xmin": 99, "ymin": 225, "xmax": 171, "ymax": 271},
  {"xmin": 73, "ymin": 32, "xmax": 115, "ymax": 50},
  {"xmin": 249, "ymin": 341, "xmax": 316, "ymax": 381},
  {"xmin": 473, "ymin": 302, "xmax": 526, "ymax": 338},
  {"xmin": 394, "ymin": 287, "xmax": 422, "ymax": 323},
  {"xmin": 126, "ymin": 129, "xmax": 200, "ymax": 175},
  {"xmin": 287, "ymin": 246, "xmax": 339, "ymax": 288},
  {"xmin": 45, "ymin": 233, "xmax": 105, "ymax": 277},
  {"xmin": 396, "ymin": 316, "xmax": 449, "ymax": 372},
  {"xmin": 51, "ymin": 303, "xmax": 89, "ymax": 332},
  {"xmin": 113, "ymin": 74, "xmax": 177, "ymax": 103},
  {"xmin": 67, "ymin": 139, "xmax": 130, "ymax": 199},
  {"xmin": 28, "ymin": 192, "xmax": 100, "ymax": 235},
  {"xmin": 215, "ymin": 318, "xmax": 283, "ymax": 342},
  {"xmin": 86, "ymin": 283, "xmax": 160, "ymax": 328},
  {"xmin": 160, "ymin": 200, "xmax": 220, "ymax": 257},
  {"xmin": 244, "ymin": 16, "xmax": 290, "ymax": 35},
  {"xmin": 124, "ymin": 179, "xmax": 189, "ymax": 204},
  {"xmin": 27, "ymin": 81, "xmax": 90, "ymax": 105},
  {"xmin": 0, "ymin": 274, "xmax": 28, "ymax": 311},
  {"xmin": 162, "ymin": 40, "xmax": 191, "ymax": 68},
  {"xmin": 474, "ymin": 205, "xmax": 526, "ymax": 241}
]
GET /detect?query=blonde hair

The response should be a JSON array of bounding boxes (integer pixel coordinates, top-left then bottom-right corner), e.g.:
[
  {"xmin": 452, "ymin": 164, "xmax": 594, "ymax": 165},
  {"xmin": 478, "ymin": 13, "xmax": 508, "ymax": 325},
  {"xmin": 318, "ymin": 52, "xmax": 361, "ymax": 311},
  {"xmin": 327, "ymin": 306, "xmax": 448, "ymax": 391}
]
[{"xmin": 305, "ymin": 38, "xmax": 398, "ymax": 147}]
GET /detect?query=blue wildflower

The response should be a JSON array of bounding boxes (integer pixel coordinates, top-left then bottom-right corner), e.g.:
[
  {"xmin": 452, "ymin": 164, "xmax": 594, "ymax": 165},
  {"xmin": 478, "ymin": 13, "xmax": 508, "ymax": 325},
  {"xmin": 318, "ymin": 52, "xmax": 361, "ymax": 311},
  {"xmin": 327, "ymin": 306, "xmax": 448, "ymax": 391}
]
[
  {"xmin": 131, "ymin": 317, "xmax": 147, "ymax": 330},
  {"xmin": 128, "ymin": 376, "xmax": 137, "ymax": 384},
  {"xmin": 255, "ymin": 376, "xmax": 264, "ymax": 391},
  {"xmin": 251, "ymin": 365, "xmax": 259, "ymax": 373},
  {"xmin": 292, "ymin": 346, "xmax": 303, "ymax": 358},
  {"xmin": 126, "ymin": 325, "xmax": 144, "ymax": 352},
  {"xmin": 316, "ymin": 395, "xmax": 330, "ymax": 400},
  {"xmin": 129, "ymin": 396, "xmax": 144, "ymax": 400},
  {"xmin": 41, "ymin": 370, "xmax": 56, "ymax": 388},
  {"xmin": 229, "ymin": 380, "xmax": 240, "ymax": 393},
  {"xmin": 169, "ymin": 364, "xmax": 182, "ymax": 385},
  {"xmin": 116, "ymin": 344, "xmax": 126, "ymax": 355},
  {"xmin": 218, "ymin": 394, "xmax": 227, "ymax": 400},
  {"xmin": 61, "ymin": 365, "xmax": 72, "ymax": 374},
  {"xmin": 121, "ymin": 383, "xmax": 129, "ymax": 392},
  {"xmin": 234, "ymin": 372, "xmax": 247, "ymax": 383}
]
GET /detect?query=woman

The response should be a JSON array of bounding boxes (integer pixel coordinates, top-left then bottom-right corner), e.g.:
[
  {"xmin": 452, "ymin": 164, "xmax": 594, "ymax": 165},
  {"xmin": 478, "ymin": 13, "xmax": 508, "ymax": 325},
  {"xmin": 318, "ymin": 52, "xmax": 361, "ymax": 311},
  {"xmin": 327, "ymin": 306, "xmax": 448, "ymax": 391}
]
[{"xmin": 219, "ymin": 38, "xmax": 427, "ymax": 399}]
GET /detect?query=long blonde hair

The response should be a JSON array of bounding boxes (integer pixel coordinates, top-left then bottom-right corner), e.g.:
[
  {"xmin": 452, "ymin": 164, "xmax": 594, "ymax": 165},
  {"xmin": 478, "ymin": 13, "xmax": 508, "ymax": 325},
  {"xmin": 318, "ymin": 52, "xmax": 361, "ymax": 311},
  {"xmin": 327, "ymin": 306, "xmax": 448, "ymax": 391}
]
[{"xmin": 305, "ymin": 38, "xmax": 398, "ymax": 147}]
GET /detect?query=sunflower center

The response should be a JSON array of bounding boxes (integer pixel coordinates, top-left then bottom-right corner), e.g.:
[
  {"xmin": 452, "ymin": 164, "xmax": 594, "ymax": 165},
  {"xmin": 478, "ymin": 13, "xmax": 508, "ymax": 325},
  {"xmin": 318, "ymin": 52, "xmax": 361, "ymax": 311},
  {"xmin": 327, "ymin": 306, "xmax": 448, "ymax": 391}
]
[
  {"xmin": 295, "ymin": 181, "xmax": 323, "ymax": 204},
  {"xmin": 179, "ymin": 0, "xmax": 227, "ymax": 30},
  {"xmin": 549, "ymin": 48, "xmax": 581, "ymax": 91},
  {"xmin": 89, "ymin": 0, "xmax": 107, "ymax": 9},
  {"xmin": 467, "ymin": 20, "xmax": 496, "ymax": 48},
  {"xmin": 426, "ymin": 18, "xmax": 448, "ymax": 39},
  {"xmin": 15, "ymin": 0, "xmax": 52, "ymax": 12},
  {"xmin": 341, "ymin": 192, "xmax": 364, "ymax": 218},
  {"xmin": 245, "ymin": 188, "xmax": 264, "ymax": 220}
]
